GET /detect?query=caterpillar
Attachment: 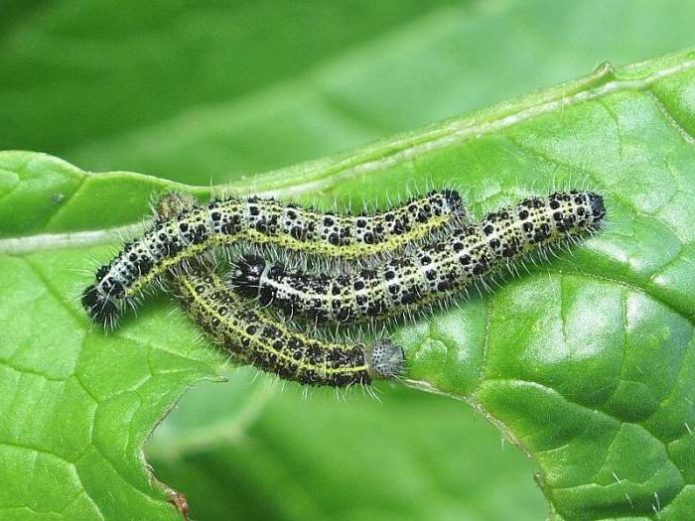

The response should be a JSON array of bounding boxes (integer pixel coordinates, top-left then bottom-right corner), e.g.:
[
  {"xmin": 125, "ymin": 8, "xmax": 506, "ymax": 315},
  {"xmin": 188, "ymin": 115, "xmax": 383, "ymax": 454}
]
[
  {"xmin": 82, "ymin": 189, "xmax": 465, "ymax": 327},
  {"xmin": 231, "ymin": 191, "xmax": 606, "ymax": 324},
  {"xmin": 170, "ymin": 264, "xmax": 405, "ymax": 387}
]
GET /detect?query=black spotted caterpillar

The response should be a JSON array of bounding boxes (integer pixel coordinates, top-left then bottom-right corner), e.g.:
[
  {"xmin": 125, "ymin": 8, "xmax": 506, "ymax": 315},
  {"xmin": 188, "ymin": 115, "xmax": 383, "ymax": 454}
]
[
  {"xmin": 231, "ymin": 191, "xmax": 606, "ymax": 324},
  {"xmin": 171, "ymin": 264, "xmax": 405, "ymax": 387},
  {"xmin": 82, "ymin": 190, "xmax": 465, "ymax": 327}
]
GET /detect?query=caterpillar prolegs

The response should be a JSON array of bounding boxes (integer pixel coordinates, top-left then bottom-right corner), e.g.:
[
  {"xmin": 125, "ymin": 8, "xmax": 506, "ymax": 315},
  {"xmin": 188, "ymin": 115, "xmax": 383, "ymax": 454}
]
[
  {"xmin": 231, "ymin": 191, "xmax": 606, "ymax": 325},
  {"xmin": 82, "ymin": 189, "xmax": 465, "ymax": 327}
]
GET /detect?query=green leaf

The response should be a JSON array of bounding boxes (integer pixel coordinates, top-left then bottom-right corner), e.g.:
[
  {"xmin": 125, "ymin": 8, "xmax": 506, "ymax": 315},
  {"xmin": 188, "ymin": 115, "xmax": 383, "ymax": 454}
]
[
  {"xmin": 3, "ymin": 0, "xmax": 695, "ymax": 184},
  {"xmin": 149, "ymin": 371, "xmax": 541, "ymax": 521},
  {"xmin": 4, "ymin": 2, "xmax": 695, "ymax": 521},
  {"xmin": 1, "ymin": 44, "xmax": 695, "ymax": 520},
  {"xmin": 6, "ymin": 4, "xmax": 695, "ymax": 519}
]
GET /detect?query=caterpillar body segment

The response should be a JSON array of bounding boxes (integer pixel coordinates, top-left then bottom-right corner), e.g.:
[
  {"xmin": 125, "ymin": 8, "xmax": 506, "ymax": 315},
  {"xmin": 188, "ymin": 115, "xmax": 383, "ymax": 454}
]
[
  {"xmin": 82, "ymin": 189, "xmax": 465, "ymax": 327},
  {"xmin": 171, "ymin": 266, "xmax": 405, "ymax": 387},
  {"xmin": 231, "ymin": 191, "xmax": 606, "ymax": 325}
]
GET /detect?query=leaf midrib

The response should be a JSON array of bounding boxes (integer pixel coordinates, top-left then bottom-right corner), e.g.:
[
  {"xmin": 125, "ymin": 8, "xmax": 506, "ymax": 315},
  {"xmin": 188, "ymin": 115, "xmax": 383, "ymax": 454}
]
[{"xmin": 2, "ymin": 55, "xmax": 694, "ymax": 256}]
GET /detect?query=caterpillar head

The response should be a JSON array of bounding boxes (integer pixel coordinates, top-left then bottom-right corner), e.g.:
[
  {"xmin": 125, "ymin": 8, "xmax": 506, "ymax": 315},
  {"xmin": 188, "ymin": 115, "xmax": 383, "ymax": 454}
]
[
  {"xmin": 441, "ymin": 189, "xmax": 465, "ymax": 215},
  {"xmin": 367, "ymin": 339, "xmax": 406, "ymax": 380},
  {"xmin": 547, "ymin": 190, "xmax": 606, "ymax": 236},
  {"xmin": 587, "ymin": 192, "xmax": 606, "ymax": 226},
  {"xmin": 230, "ymin": 254, "xmax": 268, "ymax": 298},
  {"xmin": 81, "ymin": 282, "xmax": 119, "ymax": 328},
  {"xmin": 154, "ymin": 192, "xmax": 197, "ymax": 222}
]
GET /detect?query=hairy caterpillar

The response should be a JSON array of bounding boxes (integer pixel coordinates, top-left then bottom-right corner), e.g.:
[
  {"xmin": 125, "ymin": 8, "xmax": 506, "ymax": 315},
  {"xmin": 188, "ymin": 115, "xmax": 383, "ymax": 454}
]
[
  {"xmin": 231, "ymin": 191, "xmax": 606, "ymax": 324},
  {"xmin": 171, "ymin": 265, "xmax": 405, "ymax": 387},
  {"xmin": 82, "ymin": 189, "xmax": 465, "ymax": 327}
]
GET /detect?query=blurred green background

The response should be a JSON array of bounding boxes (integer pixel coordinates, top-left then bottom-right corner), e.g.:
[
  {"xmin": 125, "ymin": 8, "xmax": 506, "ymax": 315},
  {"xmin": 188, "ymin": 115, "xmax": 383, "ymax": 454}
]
[{"xmin": 2, "ymin": 1, "xmax": 694, "ymax": 519}]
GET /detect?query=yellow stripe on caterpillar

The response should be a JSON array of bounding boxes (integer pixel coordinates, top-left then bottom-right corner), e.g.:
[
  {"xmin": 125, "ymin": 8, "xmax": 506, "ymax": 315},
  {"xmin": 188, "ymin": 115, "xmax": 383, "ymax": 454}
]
[
  {"xmin": 231, "ymin": 191, "xmax": 606, "ymax": 325},
  {"xmin": 83, "ymin": 189, "xmax": 465, "ymax": 327},
  {"xmin": 170, "ymin": 265, "xmax": 405, "ymax": 387}
]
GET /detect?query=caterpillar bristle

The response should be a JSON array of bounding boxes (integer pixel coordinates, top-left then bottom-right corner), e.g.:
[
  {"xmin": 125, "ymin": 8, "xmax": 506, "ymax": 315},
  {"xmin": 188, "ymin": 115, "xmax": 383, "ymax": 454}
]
[
  {"xmin": 169, "ymin": 264, "xmax": 405, "ymax": 388},
  {"xmin": 366, "ymin": 339, "xmax": 406, "ymax": 380},
  {"xmin": 83, "ymin": 189, "xmax": 465, "ymax": 326},
  {"xmin": 81, "ymin": 283, "xmax": 118, "ymax": 329},
  {"xmin": 83, "ymin": 185, "xmax": 606, "ymax": 393},
  {"xmin": 230, "ymin": 190, "xmax": 606, "ymax": 328}
]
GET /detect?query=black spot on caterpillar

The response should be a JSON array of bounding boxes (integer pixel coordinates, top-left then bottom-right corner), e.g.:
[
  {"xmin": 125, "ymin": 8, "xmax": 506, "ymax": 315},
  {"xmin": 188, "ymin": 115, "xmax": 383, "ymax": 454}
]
[
  {"xmin": 82, "ymin": 190, "xmax": 465, "ymax": 327},
  {"xmin": 170, "ymin": 264, "xmax": 405, "ymax": 387},
  {"xmin": 231, "ymin": 191, "xmax": 606, "ymax": 324}
]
